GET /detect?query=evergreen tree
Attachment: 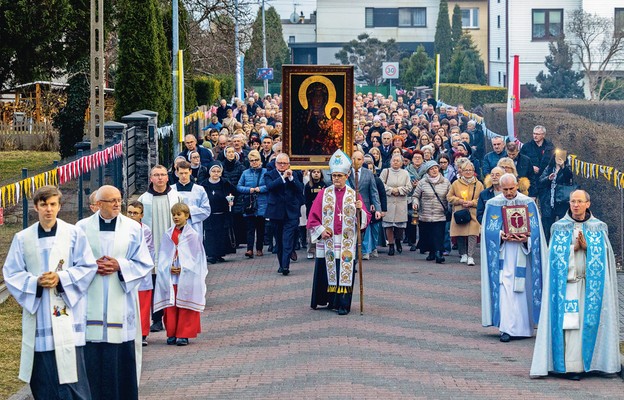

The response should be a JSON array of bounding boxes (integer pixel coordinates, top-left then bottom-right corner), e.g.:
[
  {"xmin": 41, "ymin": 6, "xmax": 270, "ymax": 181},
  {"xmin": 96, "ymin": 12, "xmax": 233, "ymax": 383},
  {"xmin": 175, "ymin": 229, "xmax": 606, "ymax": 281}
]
[
  {"xmin": 535, "ymin": 36, "xmax": 584, "ymax": 98},
  {"xmin": 434, "ymin": 0, "xmax": 453, "ymax": 71},
  {"xmin": 447, "ymin": 33, "xmax": 486, "ymax": 84},
  {"xmin": 244, "ymin": 6, "xmax": 290, "ymax": 88},
  {"xmin": 400, "ymin": 45, "xmax": 435, "ymax": 89},
  {"xmin": 53, "ymin": 60, "xmax": 89, "ymax": 158},
  {"xmin": 336, "ymin": 34, "xmax": 401, "ymax": 86},
  {"xmin": 451, "ymin": 5, "xmax": 463, "ymax": 49},
  {"xmin": 115, "ymin": 0, "xmax": 170, "ymax": 121}
]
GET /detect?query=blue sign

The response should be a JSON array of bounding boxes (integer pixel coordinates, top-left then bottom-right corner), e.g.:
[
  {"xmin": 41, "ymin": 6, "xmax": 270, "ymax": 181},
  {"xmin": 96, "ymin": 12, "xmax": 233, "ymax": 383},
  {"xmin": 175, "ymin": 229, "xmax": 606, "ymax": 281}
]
[{"xmin": 256, "ymin": 68, "xmax": 274, "ymax": 80}]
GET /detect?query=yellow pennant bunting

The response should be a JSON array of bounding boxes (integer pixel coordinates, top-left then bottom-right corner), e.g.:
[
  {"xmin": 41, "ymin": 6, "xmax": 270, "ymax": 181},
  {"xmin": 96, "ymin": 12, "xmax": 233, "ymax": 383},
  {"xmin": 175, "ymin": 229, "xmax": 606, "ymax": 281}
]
[{"xmin": 568, "ymin": 154, "xmax": 624, "ymax": 190}]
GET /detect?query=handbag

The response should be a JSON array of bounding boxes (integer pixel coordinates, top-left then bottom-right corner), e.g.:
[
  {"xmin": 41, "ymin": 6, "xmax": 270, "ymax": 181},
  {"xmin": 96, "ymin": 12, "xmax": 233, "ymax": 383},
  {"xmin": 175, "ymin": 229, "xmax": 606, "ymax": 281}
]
[
  {"xmin": 554, "ymin": 183, "xmax": 579, "ymax": 204},
  {"xmin": 453, "ymin": 182, "xmax": 476, "ymax": 225},
  {"xmin": 244, "ymin": 170, "xmax": 262, "ymax": 215},
  {"xmin": 428, "ymin": 181, "xmax": 451, "ymax": 222}
]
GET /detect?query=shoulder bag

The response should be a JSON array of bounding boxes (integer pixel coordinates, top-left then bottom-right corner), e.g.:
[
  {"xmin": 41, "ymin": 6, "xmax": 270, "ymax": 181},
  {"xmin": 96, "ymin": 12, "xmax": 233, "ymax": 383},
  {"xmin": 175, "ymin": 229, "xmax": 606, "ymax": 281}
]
[
  {"xmin": 428, "ymin": 181, "xmax": 452, "ymax": 222},
  {"xmin": 453, "ymin": 182, "xmax": 476, "ymax": 225}
]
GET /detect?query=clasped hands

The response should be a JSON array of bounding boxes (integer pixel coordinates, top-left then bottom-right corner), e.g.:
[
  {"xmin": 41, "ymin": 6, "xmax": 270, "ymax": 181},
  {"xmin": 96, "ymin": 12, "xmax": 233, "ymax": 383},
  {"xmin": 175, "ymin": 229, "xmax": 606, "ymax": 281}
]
[
  {"xmin": 170, "ymin": 266, "xmax": 182, "ymax": 275},
  {"xmin": 574, "ymin": 231, "xmax": 588, "ymax": 251},
  {"xmin": 38, "ymin": 271, "xmax": 60, "ymax": 288},
  {"xmin": 501, "ymin": 232, "xmax": 529, "ymax": 243},
  {"xmin": 96, "ymin": 256, "xmax": 120, "ymax": 276}
]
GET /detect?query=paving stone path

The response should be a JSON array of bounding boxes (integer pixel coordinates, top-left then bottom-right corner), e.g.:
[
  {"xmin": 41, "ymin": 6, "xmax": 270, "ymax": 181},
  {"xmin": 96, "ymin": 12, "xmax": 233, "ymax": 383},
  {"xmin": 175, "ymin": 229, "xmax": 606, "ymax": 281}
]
[{"xmin": 138, "ymin": 248, "xmax": 624, "ymax": 399}]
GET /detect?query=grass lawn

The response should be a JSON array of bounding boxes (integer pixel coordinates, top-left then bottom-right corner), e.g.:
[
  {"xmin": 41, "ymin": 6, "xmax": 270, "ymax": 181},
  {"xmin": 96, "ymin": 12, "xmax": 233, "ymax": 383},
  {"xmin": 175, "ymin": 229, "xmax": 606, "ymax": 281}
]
[
  {"xmin": 0, "ymin": 296, "xmax": 24, "ymax": 399},
  {"xmin": 0, "ymin": 150, "xmax": 60, "ymax": 184}
]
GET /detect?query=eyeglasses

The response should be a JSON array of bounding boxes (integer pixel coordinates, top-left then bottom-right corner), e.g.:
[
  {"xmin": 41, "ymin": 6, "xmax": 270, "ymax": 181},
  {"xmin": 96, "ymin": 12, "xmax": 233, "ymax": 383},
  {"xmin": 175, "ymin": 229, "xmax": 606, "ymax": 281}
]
[
  {"xmin": 99, "ymin": 198, "xmax": 122, "ymax": 204},
  {"xmin": 438, "ymin": 161, "xmax": 448, "ymax": 164},
  {"xmin": 463, "ymin": 169, "xmax": 475, "ymax": 172},
  {"xmin": 276, "ymin": 162, "xmax": 289, "ymax": 165},
  {"xmin": 152, "ymin": 173, "xmax": 168, "ymax": 177},
  {"xmin": 249, "ymin": 158, "xmax": 260, "ymax": 162},
  {"xmin": 569, "ymin": 200, "xmax": 588, "ymax": 205}
]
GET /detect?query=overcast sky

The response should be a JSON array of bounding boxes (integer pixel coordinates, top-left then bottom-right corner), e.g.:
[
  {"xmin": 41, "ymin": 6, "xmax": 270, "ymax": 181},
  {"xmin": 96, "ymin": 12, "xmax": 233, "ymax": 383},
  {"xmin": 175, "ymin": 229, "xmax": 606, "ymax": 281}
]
[{"xmin": 267, "ymin": 0, "xmax": 317, "ymax": 20}]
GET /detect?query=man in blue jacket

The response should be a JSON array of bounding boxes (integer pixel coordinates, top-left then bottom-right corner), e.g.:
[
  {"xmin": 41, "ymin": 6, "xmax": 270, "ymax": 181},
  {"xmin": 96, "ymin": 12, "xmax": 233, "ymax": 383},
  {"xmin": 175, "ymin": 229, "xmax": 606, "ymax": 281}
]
[{"xmin": 263, "ymin": 153, "xmax": 304, "ymax": 275}]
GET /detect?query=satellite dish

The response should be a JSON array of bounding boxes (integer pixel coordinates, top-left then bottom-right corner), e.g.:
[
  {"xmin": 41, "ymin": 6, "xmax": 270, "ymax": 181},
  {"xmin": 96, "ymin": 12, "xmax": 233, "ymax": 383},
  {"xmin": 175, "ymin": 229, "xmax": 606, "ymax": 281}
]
[{"xmin": 290, "ymin": 12, "xmax": 298, "ymax": 23}]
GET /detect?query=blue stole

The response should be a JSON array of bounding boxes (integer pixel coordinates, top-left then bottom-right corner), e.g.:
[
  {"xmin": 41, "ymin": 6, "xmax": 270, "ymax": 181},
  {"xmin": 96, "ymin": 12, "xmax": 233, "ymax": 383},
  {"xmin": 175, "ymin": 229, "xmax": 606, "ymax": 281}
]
[
  {"xmin": 483, "ymin": 201, "xmax": 543, "ymax": 327},
  {"xmin": 549, "ymin": 218, "xmax": 607, "ymax": 372}
]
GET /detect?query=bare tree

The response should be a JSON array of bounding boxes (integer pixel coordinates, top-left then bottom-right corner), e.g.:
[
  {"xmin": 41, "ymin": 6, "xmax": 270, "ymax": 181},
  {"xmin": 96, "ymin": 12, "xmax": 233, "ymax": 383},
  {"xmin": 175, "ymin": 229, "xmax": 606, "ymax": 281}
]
[{"xmin": 566, "ymin": 9, "xmax": 624, "ymax": 100}]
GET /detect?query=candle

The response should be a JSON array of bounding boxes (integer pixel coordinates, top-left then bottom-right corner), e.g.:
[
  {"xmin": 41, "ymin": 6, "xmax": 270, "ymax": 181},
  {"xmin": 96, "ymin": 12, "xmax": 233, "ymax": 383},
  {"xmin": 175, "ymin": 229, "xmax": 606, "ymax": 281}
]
[
  {"xmin": 226, "ymin": 193, "xmax": 234, "ymax": 211},
  {"xmin": 460, "ymin": 190, "xmax": 468, "ymax": 201}
]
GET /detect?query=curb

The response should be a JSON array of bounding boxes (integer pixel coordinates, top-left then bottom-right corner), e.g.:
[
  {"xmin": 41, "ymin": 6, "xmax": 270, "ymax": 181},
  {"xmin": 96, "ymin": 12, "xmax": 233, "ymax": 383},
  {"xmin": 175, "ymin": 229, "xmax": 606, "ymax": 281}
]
[{"xmin": 8, "ymin": 385, "xmax": 32, "ymax": 400}]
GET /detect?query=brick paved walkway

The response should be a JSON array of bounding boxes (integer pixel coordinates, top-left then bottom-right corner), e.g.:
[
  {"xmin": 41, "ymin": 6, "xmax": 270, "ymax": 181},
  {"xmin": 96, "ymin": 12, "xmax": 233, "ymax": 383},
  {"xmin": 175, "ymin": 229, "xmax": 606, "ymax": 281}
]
[{"xmin": 138, "ymin": 248, "xmax": 624, "ymax": 400}]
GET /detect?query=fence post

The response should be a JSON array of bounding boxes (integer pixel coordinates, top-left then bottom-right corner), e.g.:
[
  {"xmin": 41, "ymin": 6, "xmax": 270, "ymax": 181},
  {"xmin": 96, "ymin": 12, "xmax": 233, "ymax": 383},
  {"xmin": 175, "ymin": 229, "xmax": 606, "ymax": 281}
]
[
  {"xmin": 78, "ymin": 150, "xmax": 84, "ymax": 221},
  {"xmin": 22, "ymin": 168, "xmax": 28, "ymax": 230},
  {"xmin": 113, "ymin": 134, "xmax": 121, "ymax": 190},
  {"xmin": 98, "ymin": 144, "xmax": 104, "ymax": 187}
]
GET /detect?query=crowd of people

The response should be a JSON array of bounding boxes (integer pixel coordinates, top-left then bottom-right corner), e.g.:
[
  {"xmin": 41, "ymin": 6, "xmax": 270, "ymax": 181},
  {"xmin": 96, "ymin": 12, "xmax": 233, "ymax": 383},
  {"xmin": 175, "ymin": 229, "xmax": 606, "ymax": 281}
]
[{"xmin": 2, "ymin": 90, "xmax": 621, "ymax": 400}]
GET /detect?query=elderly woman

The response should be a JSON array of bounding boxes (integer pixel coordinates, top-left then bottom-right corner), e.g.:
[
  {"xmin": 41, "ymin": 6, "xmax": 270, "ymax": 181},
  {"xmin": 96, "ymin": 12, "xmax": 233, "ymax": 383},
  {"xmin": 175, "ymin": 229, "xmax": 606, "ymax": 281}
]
[
  {"xmin": 412, "ymin": 161, "xmax": 451, "ymax": 263},
  {"xmin": 421, "ymin": 145, "xmax": 435, "ymax": 162},
  {"xmin": 237, "ymin": 150, "xmax": 268, "ymax": 258},
  {"xmin": 496, "ymin": 157, "xmax": 530, "ymax": 195},
  {"xmin": 202, "ymin": 162, "xmax": 236, "ymax": 264},
  {"xmin": 447, "ymin": 160, "xmax": 483, "ymax": 266},
  {"xmin": 380, "ymin": 154, "xmax": 412, "ymax": 255},
  {"xmin": 189, "ymin": 150, "xmax": 208, "ymax": 184}
]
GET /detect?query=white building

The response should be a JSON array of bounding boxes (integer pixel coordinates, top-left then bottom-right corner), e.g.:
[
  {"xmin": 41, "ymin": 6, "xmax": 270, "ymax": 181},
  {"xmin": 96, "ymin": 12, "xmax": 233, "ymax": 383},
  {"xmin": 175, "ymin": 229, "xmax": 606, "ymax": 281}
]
[{"xmin": 488, "ymin": 0, "xmax": 624, "ymax": 93}]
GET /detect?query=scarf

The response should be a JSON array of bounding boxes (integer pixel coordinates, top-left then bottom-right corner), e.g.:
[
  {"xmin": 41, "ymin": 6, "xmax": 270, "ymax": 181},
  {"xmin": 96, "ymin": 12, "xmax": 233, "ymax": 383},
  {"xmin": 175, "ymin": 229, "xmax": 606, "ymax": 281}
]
[
  {"xmin": 428, "ymin": 174, "xmax": 442, "ymax": 184},
  {"xmin": 460, "ymin": 175, "xmax": 477, "ymax": 185}
]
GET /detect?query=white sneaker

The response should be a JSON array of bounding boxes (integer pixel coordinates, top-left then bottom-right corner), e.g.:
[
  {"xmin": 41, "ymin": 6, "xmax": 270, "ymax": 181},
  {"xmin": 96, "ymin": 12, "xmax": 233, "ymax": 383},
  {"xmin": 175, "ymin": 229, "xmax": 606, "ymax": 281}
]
[
  {"xmin": 372, "ymin": 249, "xmax": 379, "ymax": 258},
  {"xmin": 362, "ymin": 253, "xmax": 370, "ymax": 260},
  {"xmin": 467, "ymin": 257, "xmax": 475, "ymax": 266},
  {"xmin": 460, "ymin": 254, "xmax": 468, "ymax": 263},
  {"xmin": 307, "ymin": 252, "xmax": 314, "ymax": 259}
]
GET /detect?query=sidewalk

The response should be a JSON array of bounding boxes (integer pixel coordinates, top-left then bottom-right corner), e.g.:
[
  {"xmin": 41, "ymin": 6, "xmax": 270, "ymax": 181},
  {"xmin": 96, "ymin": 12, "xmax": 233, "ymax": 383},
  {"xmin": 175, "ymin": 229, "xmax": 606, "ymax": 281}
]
[{"xmin": 136, "ymin": 248, "xmax": 623, "ymax": 399}]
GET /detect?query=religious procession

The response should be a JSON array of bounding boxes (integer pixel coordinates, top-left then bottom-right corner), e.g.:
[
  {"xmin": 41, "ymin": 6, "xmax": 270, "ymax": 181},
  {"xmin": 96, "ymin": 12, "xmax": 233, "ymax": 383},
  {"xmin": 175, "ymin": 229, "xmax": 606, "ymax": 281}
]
[{"xmin": 2, "ymin": 90, "xmax": 622, "ymax": 400}]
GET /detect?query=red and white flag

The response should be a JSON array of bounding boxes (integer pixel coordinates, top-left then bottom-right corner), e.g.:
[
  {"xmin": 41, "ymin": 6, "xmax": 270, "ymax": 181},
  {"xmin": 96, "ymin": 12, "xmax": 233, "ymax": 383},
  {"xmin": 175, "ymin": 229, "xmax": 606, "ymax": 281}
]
[{"xmin": 506, "ymin": 55, "xmax": 520, "ymax": 142}]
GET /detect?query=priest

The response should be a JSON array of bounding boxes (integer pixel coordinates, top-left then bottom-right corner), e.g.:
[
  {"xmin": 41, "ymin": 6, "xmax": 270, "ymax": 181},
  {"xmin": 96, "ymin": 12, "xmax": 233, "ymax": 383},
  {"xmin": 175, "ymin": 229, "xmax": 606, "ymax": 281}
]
[
  {"xmin": 77, "ymin": 185, "xmax": 153, "ymax": 400},
  {"xmin": 530, "ymin": 190, "xmax": 620, "ymax": 379},
  {"xmin": 307, "ymin": 150, "xmax": 370, "ymax": 315},
  {"xmin": 3, "ymin": 186, "xmax": 97, "ymax": 399},
  {"xmin": 481, "ymin": 173, "xmax": 547, "ymax": 342}
]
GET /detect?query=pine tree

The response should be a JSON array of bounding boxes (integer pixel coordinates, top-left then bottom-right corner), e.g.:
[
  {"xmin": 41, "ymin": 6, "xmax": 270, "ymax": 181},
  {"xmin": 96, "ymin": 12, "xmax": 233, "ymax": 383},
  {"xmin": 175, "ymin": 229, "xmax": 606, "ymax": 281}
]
[
  {"xmin": 400, "ymin": 45, "xmax": 435, "ymax": 89},
  {"xmin": 447, "ymin": 33, "xmax": 486, "ymax": 84},
  {"xmin": 535, "ymin": 37, "xmax": 584, "ymax": 98},
  {"xmin": 434, "ymin": 0, "xmax": 453, "ymax": 70},
  {"xmin": 451, "ymin": 5, "xmax": 463, "ymax": 50},
  {"xmin": 336, "ymin": 34, "xmax": 401, "ymax": 86},
  {"xmin": 244, "ymin": 6, "xmax": 290, "ymax": 87},
  {"xmin": 115, "ymin": 0, "xmax": 171, "ymax": 121}
]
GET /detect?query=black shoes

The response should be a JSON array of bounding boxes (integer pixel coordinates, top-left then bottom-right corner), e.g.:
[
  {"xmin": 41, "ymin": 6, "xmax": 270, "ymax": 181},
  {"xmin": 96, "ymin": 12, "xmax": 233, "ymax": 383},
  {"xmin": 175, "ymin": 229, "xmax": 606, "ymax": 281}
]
[
  {"xmin": 395, "ymin": 240, "xmax": 403, "ymax": 254},
  {"xmin": 277, "ymin": 267, "xmax": 283, "ymax": 274},
  {"xmin": 290, "ymin": 251, "xmax": 298, "ymax": 261},
  {"xmin": 337, "ymin": 307, "xmax": 348, "ymax": 315},
  {"xmin": 388, "ymin": 245, "xmax": 395, "ymax": 256},
  {"xmin": 500, "ymin": 333, "xmax": 511, "ymax": 343},
  {"xmin": 435, "ymin": 252, "xmax": 445, "ymax": 264},
  {"xmin": 410, "ymin": 245, "xmax": 418, "ymax": 252},
  {"xmin": 426, "ymin": 252, "xmax": 435, "ymax": 261},
  {"xmin": 282, "ymin": 268, "xmax": 290, "ymax": 276},
  {"xmin": 176, "ymin": 338, "xmax": 189, "ymax": 346},
  {"xmin": 166, "ymin": 336, "xmax": 176, "ymax": 345},
  {"xmin": 150, "ymin": 321, "xmax": 163, "ymax": 332}
]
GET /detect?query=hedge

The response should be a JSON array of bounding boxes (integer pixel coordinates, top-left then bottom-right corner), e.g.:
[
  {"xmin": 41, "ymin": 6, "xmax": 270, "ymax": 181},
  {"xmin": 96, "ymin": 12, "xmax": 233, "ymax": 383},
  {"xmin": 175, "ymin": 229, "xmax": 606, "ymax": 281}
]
[
  {"xmin": 193, "ymin": 76, "xmax": 223, "ymax": 106},
  {"xmin": 439, "ymin": 83, "xmax": 507, "ymax": 109}
]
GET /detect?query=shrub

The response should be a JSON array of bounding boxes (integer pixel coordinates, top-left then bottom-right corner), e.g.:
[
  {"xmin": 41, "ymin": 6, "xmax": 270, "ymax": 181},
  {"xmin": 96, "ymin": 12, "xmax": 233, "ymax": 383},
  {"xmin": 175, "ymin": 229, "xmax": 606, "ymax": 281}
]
[{"xmin": 439, "ymin": 84, "xmax": 507, "ymax": 109}]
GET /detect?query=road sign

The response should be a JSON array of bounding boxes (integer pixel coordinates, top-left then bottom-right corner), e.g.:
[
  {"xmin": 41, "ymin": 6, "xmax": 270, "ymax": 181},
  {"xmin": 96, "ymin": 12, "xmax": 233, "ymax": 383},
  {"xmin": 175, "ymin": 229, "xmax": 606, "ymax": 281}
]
[
  {"xmin": 382, "ymin": 62, "xmax": 399, "ymax": 79},
  {"xmin": 256, "ymin": 68, "xmax": 274, "ymax": 80}
]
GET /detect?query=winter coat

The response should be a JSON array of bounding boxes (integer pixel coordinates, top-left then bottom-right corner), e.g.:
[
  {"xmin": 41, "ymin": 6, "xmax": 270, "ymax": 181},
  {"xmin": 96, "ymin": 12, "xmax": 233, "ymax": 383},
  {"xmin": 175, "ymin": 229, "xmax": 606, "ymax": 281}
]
[
  {"xmin": 380, "ymin": 168, "xmax": 412, "ymax": 223},
  {"xmin": 237, "ymin": 167, "xmax": 268, "ymax": 217},
  {"xmin": 222, "ymin": 158, "xmax": 246, "ymax": 213},
  {"xmin": 412, "ymin": 175, "xmax": 451, "ymax": 223},
  {"xmin": 447, "ymin": 177, "xmax": 484, "ymax": 237}
]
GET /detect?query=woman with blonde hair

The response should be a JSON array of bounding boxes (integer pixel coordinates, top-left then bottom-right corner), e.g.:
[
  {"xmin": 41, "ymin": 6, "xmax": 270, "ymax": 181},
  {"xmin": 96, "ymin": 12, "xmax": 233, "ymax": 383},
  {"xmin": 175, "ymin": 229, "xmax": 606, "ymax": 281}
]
[
  {"xmin": 368, "ymin": 147, "xmax": 383, "ymax": 174},
  {"xmin": 496, "ymin": 157, "xmax": 530, "ymax": 195},
  {"xmin": 447, "ymin": 160, "xmax": 484, "ymax": 266}
]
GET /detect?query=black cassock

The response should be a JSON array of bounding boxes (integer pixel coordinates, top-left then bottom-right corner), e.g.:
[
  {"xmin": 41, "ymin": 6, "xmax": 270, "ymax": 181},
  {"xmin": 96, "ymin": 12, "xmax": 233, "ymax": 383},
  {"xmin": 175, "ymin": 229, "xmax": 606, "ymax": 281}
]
[
  {"xmin": 202, "ymin": 179, "xmax": 236, "ymax": 258},
  {"xmin": 310, "ymin": 258, "xmax": 354, "ymax": 313}
]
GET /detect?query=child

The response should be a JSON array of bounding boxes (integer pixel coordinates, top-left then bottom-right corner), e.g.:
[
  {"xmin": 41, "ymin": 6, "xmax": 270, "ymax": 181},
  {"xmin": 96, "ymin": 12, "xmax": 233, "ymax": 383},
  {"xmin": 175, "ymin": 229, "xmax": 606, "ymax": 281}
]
[
  {"xmin": 126, "ymin": 201, "xmax": 155, "ymax": 346},
  {"xmin": 153, "ymin": 203, "xmax": 207, "ymax": 346}
]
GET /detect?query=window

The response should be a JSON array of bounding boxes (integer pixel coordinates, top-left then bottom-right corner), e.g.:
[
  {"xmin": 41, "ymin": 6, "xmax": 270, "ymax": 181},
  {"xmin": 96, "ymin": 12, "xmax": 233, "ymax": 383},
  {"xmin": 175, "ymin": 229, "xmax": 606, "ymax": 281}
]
[
  {"xmin": 497, "ymin": 47, "xmax": 500, "ymax": 60},
  {"xmin": 399, "ymin": 8, "xmax": 427, "ymax": 27},
  {"xmin": 498, "ymin": 71, "xmax": 501, "ymax": 85},
  {"xmin": 497, "ymin": 15, "xmax": 501, "ymax": 29},
  {"xmin": 532, "ymin": 9, "xmax": 563, "ymax": 40},
  {"xmin": 461, "ymin": 8, "xmax": 479, "ymax": 29},
  {"xmin": 365, "ymin": 7, "xmax": 426, "ymax": 28},
  {"xmin": 616, "ymin": 9, "xmax": 624, "ymax": 37}
]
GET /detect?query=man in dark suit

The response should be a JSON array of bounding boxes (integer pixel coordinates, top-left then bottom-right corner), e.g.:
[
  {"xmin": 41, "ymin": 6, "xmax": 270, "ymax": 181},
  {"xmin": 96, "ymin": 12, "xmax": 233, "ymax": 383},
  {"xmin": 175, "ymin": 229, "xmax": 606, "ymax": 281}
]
[
  {"xmin": 348, "ymin": 151, "xmax": 381, "ymax": 259},
  {"xmin": 505, "ymin": 142, "xmax": 534, "ymax": 183},
  {"xmin": 179, "ymin": 134, "xmax": 214, "ymax": 167},
  {"xmin": 263, "ymin": 153, "xmax": 304, "ymax": 275},
  {"xmin": 379, "ymin": 131, "xmax": 394, "ymax": 168}
]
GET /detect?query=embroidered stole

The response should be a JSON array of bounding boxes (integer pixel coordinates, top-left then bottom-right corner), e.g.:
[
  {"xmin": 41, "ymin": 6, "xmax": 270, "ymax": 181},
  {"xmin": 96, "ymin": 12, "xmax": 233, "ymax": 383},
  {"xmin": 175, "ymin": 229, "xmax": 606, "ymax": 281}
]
[
  {"xmin": 484, "ymin": 200, "xmax": 543, "ymax": 327},
  {"xmin": 321, "ymin": 186, "xmax": 357, "ymax": 293},
  {"xmin": 22, "ymin": 221, "xmax": 77, "ymax": 384},
  {"xmin": 84, "ymin": 215, "xmax": 131, "ymax": 343},
  {"xmin": 549, "ymin": 220, "xmax": 607, "ymax": 372}
]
